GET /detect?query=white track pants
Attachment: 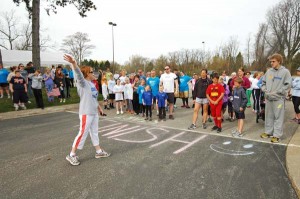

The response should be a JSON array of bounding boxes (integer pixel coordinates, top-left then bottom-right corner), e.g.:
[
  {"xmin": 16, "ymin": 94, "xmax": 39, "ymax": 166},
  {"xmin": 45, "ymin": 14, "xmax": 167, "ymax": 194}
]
[{"xmin": 72, "ymin": 114, "xmax": 99, "ymax": 150}]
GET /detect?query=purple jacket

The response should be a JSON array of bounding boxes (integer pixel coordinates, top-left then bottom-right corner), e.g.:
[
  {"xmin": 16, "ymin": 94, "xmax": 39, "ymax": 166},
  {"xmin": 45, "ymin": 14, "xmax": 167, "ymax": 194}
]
[{"xmin": 222, "ymin": 83, "xmax": 230, "ymax": 103}]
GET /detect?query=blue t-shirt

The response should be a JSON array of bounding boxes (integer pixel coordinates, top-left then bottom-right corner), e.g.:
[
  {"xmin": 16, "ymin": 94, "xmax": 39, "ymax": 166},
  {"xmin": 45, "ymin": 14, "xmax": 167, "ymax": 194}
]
[
  {"xmin": 69, "ymin": 70, "xmax": 74, "ymax": 79},
  {"xmin": 0, "ymin": 68, "xmax": 9, "ymax": 83},
  {"xmin": 156, "ymin": 92, "xmax": 168, "ymax": 108},
  {"xmin": 147, "ymin": 77, "xmax": 160, "ymax": 97},
  {"xmin": 140, "ymin": 75, "xmax": 146, "ymax": 82},
  {"xmin": 142, "ymin": 91, "xmax": 153, "ymax": 105},
  {"xmin": 179, "ymin": 75, "xmax": 192, "ymax": 92},
  {"xmin": 62, "ymin": 68, "xmax": 69, "ymax": 76},
  {"xmin": 138, "ymin": 85, "xmax": 145, "ymax": 104}
]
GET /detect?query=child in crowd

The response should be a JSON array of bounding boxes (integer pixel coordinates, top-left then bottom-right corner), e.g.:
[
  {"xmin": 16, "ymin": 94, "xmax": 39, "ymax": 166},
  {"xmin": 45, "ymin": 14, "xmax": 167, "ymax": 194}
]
[
  {"xmin": 138, "ymin": 79, "xmax": 146, "ymax": 116},
  {"xmin": 219, "ymin": 76, "xmax": 230, "ymax": 121},
  {"xmin": 30, "ymin": 70, "xmax": 44, "ymax": 109},
  {"xmin": 232, "ymin": 77, "xmax": 248, "ymax": 137},
  {"xmin": 113, "ymin": 79, "xmax": 124, "ymax": 114},
  {"xmin": 54, "ymin": 68, "xmax": 66, "ymax": 103},
  {"xmin": 9, "ymin": 70, "xmax": 27, "ymax": 111},
  {"xmin": 142, "ymin": 85, "xmax": 153, "ymax": 120},
  {"xmin": 291, "ymin": 67, "xmax": 300, "ymax": 124},
  {"xmin": 108, "ymin": 75, "xmax": 116, "ymax": 109},
  {"xmin": 124, "ymin": 77, "xmax": 134, "ymax": 114},
  {"xmin": 206, "ymin": 73, "xmax": 225, "ymax": 133},
  {"xmin": 101, "ymin": 76, "xmax": 110, "ymax": 110},
  {"xmin": 156, "ymin": 85, "xmax": 168, "ymax": 121}
]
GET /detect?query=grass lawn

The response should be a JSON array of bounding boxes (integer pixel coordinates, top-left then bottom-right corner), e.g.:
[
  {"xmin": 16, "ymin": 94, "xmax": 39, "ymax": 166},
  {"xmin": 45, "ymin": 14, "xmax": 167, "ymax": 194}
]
[{"xmin": 0, "ymin": 87, "xmax": 102, "ymax": 113}]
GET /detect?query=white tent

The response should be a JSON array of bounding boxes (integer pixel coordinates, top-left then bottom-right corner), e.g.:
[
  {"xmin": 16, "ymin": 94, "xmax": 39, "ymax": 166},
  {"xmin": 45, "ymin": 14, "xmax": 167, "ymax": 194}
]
[{"xmin": 0, "ymin": 50, "xmax": 69, "ymax": 67}]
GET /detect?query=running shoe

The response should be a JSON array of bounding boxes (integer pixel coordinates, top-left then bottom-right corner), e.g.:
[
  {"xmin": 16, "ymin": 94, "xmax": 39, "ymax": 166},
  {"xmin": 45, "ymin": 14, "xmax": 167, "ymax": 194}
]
[
  {"xmin": 116, "ymin": 111, "xmax": 120, "ymax": 115},
  {"xmin": 169, "ymin": 115, "xmax": 174, "ymax": 120},
  {"xmin": 260, "ymin": 133, "xmax": 271, "ymax": 139},
  {"xmin": 149, "ymin": 118, "xmax": 152, "ymax": 121},
  {"xmin": 145, "ymin": 117, "xmax": 149, "ymax": 120},
  {"xmin": 186, "ymin": 106, "xmax": 190, "ymax": 108},
  {"xmin": 95, "ymin": 150, "xmax": 111, "ymax": 158},
  {"xmin": 217, "ymin": 128, "xmax": 222, "ymax": 133},
  {"xmin": 181, "ymin": 105, "xmax": 186, "ymax": 108},
  {"xmin": 211, "ymin": 126, "xmax": 218, "ymax": 131},
  {"xmin": 271, "ymin": 137, "xmax": 280, "ymax": 143},
  {"xmin": 66, "ymin": 155, "xmax": 80, "ymax": 166},
  {"xmin": 232, "ymin": 131, "xmax": 243, "ymax": 138},
  {"xmin": 120, "ymin": 111, "xmax": 124, "ymax": 114},
  {"xmin": 208, "ymin": 117, "xmax": 212, "ymax": 122},
  {"xmin": 188, "ymin": 124, "xmax": 196, "ymax": 130},
  {"xmin": 202, "ymin": 123, "xmax": 207, "ymax": 129}
]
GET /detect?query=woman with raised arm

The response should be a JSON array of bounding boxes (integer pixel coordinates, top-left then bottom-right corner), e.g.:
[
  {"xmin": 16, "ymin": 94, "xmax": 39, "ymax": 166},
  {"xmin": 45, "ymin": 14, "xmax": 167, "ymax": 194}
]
[{"xmin": 64, "ymin": 55, "xmax": 110, "ymax": 166}]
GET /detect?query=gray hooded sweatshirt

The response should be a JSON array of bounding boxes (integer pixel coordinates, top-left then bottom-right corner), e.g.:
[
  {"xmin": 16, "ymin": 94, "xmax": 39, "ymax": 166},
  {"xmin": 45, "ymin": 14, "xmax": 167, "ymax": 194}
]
[{"xmin": 261, "ymin": 66, "xmax": 291, "ymax": 101}]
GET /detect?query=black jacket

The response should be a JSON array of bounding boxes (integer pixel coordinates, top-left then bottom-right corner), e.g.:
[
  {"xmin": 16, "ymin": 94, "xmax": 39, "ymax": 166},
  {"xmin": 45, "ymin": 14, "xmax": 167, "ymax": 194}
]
[{"xmin": 193, "ymin": 78, "xmax": 212, "ymax": 99}]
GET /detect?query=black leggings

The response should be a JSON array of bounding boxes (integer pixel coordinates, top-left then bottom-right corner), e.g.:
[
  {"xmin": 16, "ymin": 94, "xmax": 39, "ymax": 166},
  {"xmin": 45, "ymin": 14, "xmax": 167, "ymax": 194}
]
[
  {"xmin": 145, "ymin": 105, "xmax": 152, "ymax": 118},
  {"xmin": 252, "ymin": 89, "xmax": 261, "ymax": 112},
  {"xmin": 292, "ymin": 96, "xmax": 300, "ymax": 114},
  {"xmin": 182, "ymin": 98, "xmax": 189, "ymax": 106},
  {"xmin": 159, "ymin": 107, "xmax": 166, "ymax": 119},
  {"xmin": 139, "ymin": 104, "xmax": 145, "ymax": 114},
  {"xmin": 133, "ymin": 92, "xmax": 140, "ymax": 114}
]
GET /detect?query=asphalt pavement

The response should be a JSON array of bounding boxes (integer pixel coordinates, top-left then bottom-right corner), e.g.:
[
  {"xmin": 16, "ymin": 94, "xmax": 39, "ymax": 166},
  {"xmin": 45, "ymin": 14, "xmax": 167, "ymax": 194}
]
[{"xmin": 0, "ymin": 101, "xmax": 299, "ymax": 199}]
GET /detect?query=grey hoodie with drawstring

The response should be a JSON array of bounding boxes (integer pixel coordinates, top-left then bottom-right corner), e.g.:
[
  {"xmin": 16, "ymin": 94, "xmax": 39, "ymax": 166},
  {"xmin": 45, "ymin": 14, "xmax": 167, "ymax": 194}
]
[{"xmin": 261, "ymin": 66, "xmax": 291, "ymax": 101}]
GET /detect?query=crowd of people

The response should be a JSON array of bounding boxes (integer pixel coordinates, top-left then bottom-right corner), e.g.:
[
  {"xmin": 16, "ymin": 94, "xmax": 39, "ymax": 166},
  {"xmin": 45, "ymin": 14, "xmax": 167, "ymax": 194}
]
[
  {"xmin": 0, "ymin": 62, "xmax": 75, "ymax": 110},
  {"xmin": 96, "ymin": 53, "xmax": 295, "ymax": 144},
  {"xmin": 0, "ymin": 53, "xmax": 298, "ymax": 147}
]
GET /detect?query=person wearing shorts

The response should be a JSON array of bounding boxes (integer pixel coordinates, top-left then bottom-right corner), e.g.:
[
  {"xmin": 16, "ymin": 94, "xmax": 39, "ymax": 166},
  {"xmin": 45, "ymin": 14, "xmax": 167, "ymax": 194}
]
[
  {"xmin": 179, "ymin": 71, "xmax": 192, "ymax": 108},
  {"xmin": 219, "ymin": 76, "xmax": 230, "ymax": 121},
  {"xmin": 231, "ymin": 77, "xmax": 248, "ymax": 137},
  {"xmin": 108, "ymin": 75, "xmax": 116, "ymax": 109},
  {"xmin": 160, "ymin": 65, "xmax": 178, "ymax": 120},
  {"xmin": 0, "ymin": 64, "xmax": 10, "ymax": 98},
  {"xmin": 188, "ymin": 69, "xmax": 212, "ymax": 130},
  {"xmin": 9, "ymin": 70, "xmax": 27, "ymax": 110}
]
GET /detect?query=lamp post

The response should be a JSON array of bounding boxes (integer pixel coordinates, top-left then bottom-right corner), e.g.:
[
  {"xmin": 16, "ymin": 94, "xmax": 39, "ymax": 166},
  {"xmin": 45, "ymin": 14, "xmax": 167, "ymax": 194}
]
[{"xmin": 109, "ymin": 22, "xmax": 117, "ymax": 73}]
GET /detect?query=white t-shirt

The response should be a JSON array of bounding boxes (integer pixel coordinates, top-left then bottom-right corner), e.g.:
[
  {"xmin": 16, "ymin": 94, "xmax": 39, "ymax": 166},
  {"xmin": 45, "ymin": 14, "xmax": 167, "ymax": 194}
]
[
  {"xmin": 113, "ymin": 85, "xmax": 124, "ymax": 101},
  {"xmin": 124, "ymin": 83, "xmax": 133, "ymax": 100},
  {"xmin": 102, "ymin": 83, "xmax": 109, "ymax": 100},
  {"xmin": 119, "ymin": 76, "xmax": 126, "ymax": 84},
  {"xmin": 160, "ymin": 72, "xmax": 177, "ymax": 93},
  {"xmin": 108, "ymin": 80, "xmax": 116, "ymax": 94}
]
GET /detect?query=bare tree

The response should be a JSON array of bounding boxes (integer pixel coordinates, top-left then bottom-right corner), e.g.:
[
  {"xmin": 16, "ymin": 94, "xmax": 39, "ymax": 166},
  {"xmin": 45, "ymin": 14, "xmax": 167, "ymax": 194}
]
[
  {"xmin": 244, "ymin": 33, "xmax": 252, "ymax": 67},
  {"xmin": 0, "ymin": 10, "xmax": 21, "ymax": 50},
  {"xmin": 61, "ymin": 32, "xmax": 95, "ymax": 65},
  {"xmin": 266, "ymin": 0, "xmax": 300, "ymax": 67}
]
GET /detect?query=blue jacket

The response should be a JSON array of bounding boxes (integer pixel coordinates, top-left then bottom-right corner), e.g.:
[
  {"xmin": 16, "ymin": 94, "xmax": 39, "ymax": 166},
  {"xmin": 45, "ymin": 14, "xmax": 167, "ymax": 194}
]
[
  {"xmin": 142, "ymin": 91, "xmax": 153, "ymax": 105},
  {"xmin": 156, "ymin": 92, "xmax": 168, "ymax": 108}
]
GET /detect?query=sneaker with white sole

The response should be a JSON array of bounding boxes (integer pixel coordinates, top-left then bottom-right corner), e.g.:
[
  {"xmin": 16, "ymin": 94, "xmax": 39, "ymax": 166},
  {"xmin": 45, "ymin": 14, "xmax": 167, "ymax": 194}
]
[
  {"xmin": 95, "ymin": 150, "xmax": 111, "ymax": 158},
  {"xmin": 120, "ymin": 111, "xmax": 124, "ymax": 114},
  {"xmin": 66, "ymin": 155, "xmax": 80, "ymax": 166},
  {"xmin": 188, "ymin": 124, "xmax": 196, "ymax": 130},
  {"xmin": 116, "ymin": 111, "xmax": 120, "ymax": 115}
]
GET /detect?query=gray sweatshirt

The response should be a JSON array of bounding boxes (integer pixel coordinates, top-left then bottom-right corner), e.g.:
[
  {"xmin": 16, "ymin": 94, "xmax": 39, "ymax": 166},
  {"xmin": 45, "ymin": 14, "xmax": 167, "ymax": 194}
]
[
  {"xmin": 30, "ymin": 74, "xmax": 43, "ymax": 89},
  {"xmin": 261, "ymin": 66, "xmax": 291, "ymax": 101},
  {"xmin": 232, "ymin": 86, "xmax": 247, "ymax": 113},
  {"xmin": 74, "ymin": 67, "xmax": 99, "ymax": 115}
]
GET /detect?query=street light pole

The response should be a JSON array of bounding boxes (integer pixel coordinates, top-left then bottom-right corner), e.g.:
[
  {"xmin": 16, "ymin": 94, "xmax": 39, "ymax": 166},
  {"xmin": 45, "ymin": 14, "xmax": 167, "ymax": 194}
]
[{"xmin": 109, "ymin": 22, "xmax": 117, "ymax": 73}]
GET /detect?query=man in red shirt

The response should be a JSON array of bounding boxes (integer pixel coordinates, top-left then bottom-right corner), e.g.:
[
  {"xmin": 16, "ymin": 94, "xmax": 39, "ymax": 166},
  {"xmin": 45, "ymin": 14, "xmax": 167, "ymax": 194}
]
[{"xmin": 206, "ymin": 73, "xmax": 225, "ymax": 133}]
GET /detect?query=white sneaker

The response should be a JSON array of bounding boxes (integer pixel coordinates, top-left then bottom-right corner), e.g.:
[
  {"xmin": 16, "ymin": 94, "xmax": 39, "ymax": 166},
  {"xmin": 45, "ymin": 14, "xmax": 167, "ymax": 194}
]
[
  {"xmin": 0, "ymin": 95, "xmax": 3, "ymax": 98},
  {"xmin": 117, "ymin": 111, "xmax": 120, "ymax": 115},
  {"xmin": 95, "ymin": 150, "xmax": 110, "ymax": 158},
  {"xmin": 63, "ymin": 99, "xmax": 66, "ymax": 103},
  {"xmin": 27, "ymin": 100, "xmax": 31, "ymax": 104},
  {"xmin": 15, "ymin": 106, "xmax": 19, "ymax": 111},
  {"xmin": 60, "ymin": 99, "xmax": 62, "ymax": 103},
  {"xmin": 120, "ymin": 111, "xmax": 124, "ymax": 114},
  {"xmin": 66, "ymin": 155, "xmax": 80, "ymax": 166},
  {"xmin": 7, "ymin": 95, "xmax": 10, "ymax": 99}
]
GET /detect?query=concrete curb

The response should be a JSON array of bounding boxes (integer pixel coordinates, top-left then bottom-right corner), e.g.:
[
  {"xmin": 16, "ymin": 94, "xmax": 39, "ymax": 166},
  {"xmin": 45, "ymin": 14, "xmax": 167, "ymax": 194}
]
[
  {"xmin": 0, "ymin": 104, "xmax": 79, "ymax": 121},
  {"xmin": 286, "ymin": 126, "xmax": 300, "ymax": 198}
]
